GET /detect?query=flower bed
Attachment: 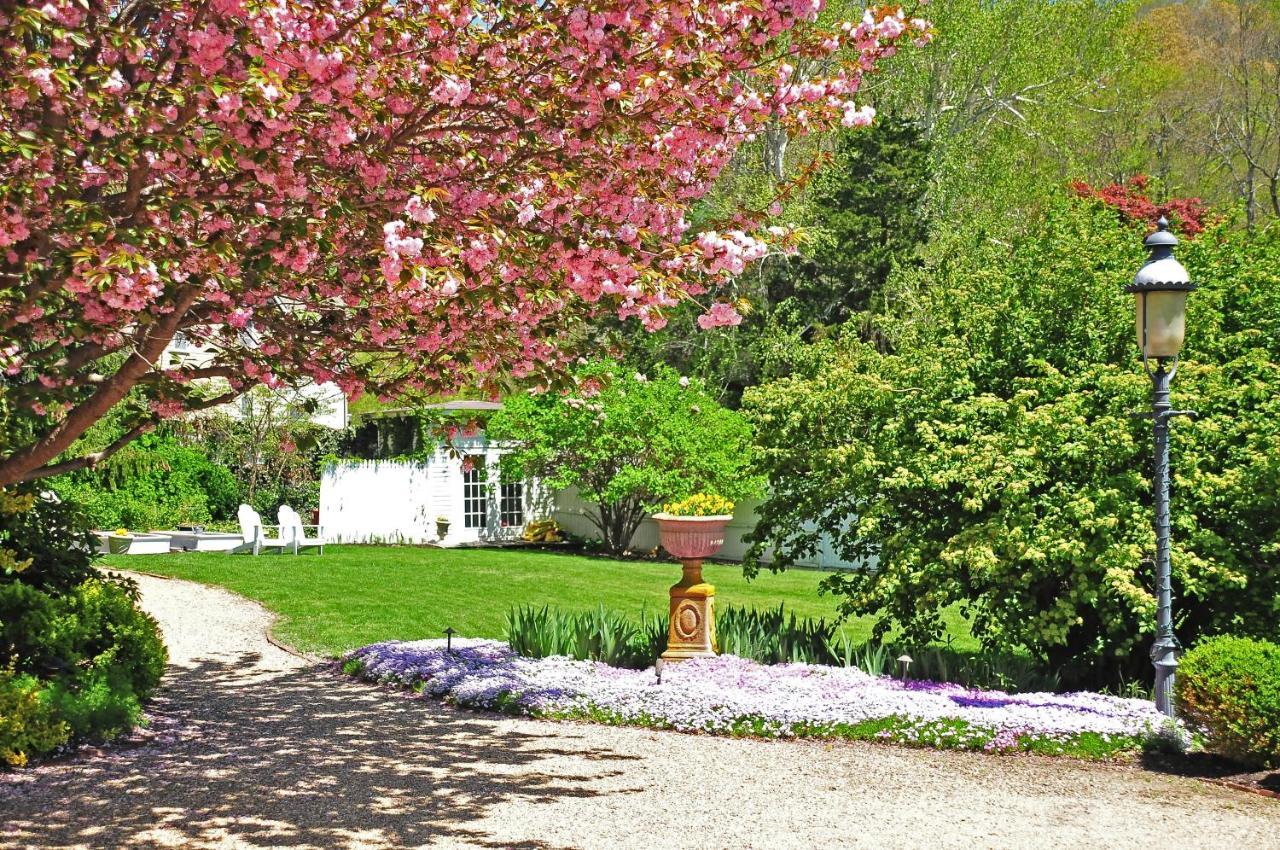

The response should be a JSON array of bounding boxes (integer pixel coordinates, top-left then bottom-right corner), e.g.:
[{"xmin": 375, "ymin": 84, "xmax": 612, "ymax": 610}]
[{"xmin": 343, "ymin": 639, "xmax": 1182, "ymax": 759}]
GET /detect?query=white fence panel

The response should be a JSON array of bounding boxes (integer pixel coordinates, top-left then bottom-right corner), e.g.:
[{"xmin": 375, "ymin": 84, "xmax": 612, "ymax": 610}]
[
  {"xmin": 320, "ymin": 460, "xmax": 438, "ymax": 544},
  {"xmin": 551, "ymin": 487, "xmax": 872, "ymax": 571},
  {"xmin": 320, "ymin": 447, "xmax": 550, "ymax": 546}
]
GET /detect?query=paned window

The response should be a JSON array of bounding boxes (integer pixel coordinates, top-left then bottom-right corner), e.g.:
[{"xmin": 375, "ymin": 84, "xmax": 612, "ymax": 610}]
[
  {"xmin": 463, "ymin": 463, "xmax": 488, "ymax": 528},
  {"xmin": 499, "ymin": 481, "xmax": 524, "ymax": 527}
]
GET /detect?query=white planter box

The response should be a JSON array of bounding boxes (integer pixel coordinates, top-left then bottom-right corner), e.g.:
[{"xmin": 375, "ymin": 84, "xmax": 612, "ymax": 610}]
[
  {"xmin": 95, "ymin": 532, "xmax": 173, "ymax": 555},
  {"xmin": 160, "ymin": 531, "xmax": 246, "ymax": 552}
]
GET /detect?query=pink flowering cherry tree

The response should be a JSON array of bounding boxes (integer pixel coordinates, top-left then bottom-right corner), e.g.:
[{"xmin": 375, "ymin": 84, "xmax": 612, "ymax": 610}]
[{"xmin": 0, "ymin": 0, "xmax": 927, "ymax": 486}]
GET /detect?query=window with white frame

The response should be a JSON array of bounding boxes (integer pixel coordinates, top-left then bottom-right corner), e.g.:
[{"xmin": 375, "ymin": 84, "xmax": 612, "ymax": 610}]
[
  {"xmin": 463, "ymin": 463, "xmax": 488, "ymax": 528},
  {"xmin": 499, "ymin": 481, "xmax": 524, "ymax": 527}
]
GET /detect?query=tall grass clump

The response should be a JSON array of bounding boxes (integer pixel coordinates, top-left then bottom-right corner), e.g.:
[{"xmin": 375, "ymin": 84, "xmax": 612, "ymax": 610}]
[
  {"xmin": 506, "ymin": 602, "xmax": 1062, "ymax": 693},
  {"xmin": 717, "ymin": 604, "xmax": 837, "ymax": 665},
  {"xmin": 505, "ymin": 604, "xmax": 665, "ymax": 669}
]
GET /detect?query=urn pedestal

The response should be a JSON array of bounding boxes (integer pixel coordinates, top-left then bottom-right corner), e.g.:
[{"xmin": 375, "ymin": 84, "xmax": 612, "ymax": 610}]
[{"xmin": 652, "ymin": 514, "xmax": 733, "ymax": 662}]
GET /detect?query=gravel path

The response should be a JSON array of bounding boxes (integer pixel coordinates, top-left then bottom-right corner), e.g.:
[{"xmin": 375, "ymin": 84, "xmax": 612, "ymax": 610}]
[{"xmin": 4, "ymin": 573, "xmax": 1279, "ymax": 850}]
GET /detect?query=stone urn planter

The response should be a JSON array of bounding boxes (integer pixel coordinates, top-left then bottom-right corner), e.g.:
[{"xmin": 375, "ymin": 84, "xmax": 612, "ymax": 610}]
[
  {"xmin": 435, "ymin": 517, "xmax": 451, "ymax": 541},
  {"xmin": 652, "ymin": 512, "xmax": 733, "ymax": 662}
]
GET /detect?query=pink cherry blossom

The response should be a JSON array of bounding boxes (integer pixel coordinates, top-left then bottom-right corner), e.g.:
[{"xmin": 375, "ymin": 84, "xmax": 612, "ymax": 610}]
[
  {"xmin": 0, "ymin": 0, "xmax": 928, "ymax": 486},
  {"xmin": 698, "ymin": 302, "xmax": 745, "ymax": 329}
]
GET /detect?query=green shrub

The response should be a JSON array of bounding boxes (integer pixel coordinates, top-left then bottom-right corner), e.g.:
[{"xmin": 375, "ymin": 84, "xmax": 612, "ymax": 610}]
[
  {"xmin": 1177, "ymin": 635, "xmax": 1280, "ymax": 768},
  {"xmin": 0, "ymin": 577, "xmax": 166, "ymax": 753},
  {"xmin": 0, "ymin": 487, "xmax": 167, "ymax": 766},
  {"xmin": 51, "ymin": 431, "xmax": 239, "ymax": 531},
  {"xmin": 0, "ymin": 670, "xmax": 69, "ymax": 768}
]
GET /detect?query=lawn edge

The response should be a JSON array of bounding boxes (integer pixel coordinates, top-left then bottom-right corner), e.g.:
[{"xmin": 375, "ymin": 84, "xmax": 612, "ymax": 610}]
[{"xmin": 114, "ymin": 567, "xmax": 322, "ymax": 663}]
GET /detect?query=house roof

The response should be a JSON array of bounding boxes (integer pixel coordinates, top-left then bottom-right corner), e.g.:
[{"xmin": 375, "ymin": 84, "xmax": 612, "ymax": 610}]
[
  {"xmin": 422, "ymin": 400, "xmax": 504, "ymax": 412},
  {"xmin": 355, "ymin": 400, "xmax": 504, "ymax": 421}
]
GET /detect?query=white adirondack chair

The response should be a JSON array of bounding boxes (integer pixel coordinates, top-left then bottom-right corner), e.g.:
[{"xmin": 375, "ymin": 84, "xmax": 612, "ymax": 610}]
[
  {"xmin": 237, "ymin": 504, "xmax": 287, "ymax": 555},
  {"xmin": 278, "ymin": 505, "xmax": 324, "ymax": 555}
]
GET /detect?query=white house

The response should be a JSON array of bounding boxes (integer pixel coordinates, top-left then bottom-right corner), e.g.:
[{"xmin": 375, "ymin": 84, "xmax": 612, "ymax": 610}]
[
  {"xmin": 164, "ymin": 331, "xmax": 349, "ymax": 430},
  {"xmin": 319, "ymin": 402, "xmax": 548, "ymax": 546}
]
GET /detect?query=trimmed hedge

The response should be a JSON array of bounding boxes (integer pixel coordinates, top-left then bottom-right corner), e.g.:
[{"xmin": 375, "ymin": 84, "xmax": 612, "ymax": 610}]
[{"xmin": 1177, "ymin": 635, "xmax": 1280, "ymax": 768}]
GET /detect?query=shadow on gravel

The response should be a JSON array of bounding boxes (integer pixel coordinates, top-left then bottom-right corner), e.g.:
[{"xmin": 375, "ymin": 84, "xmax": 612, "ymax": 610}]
[
  {"xmin": 1140, "ymin": 751, "xmax": 1280, "ymax": 798},
  {"xmin": 2, "ymin": 654, "xmax": 633, "ymax": 849}
]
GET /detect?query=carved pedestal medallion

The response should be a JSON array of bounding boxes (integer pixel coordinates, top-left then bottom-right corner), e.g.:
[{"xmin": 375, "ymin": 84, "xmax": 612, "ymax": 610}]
[{"xmin": 661, "ymin": 558, "xmax": 717, "ymax": 661}]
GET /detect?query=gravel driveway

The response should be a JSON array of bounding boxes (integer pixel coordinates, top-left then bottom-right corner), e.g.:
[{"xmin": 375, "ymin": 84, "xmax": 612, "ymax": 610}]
[{"xmin": 3, "ymin": 572, "xmax": 1279, "ymax": 850}]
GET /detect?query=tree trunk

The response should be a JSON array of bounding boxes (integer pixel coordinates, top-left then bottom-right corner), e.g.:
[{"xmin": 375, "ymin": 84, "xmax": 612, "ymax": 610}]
[
  {"xmin": 593, "ymin": 497, "xmax": 647, "ymax": 555},
  {"xmin": 0, "ymin": 286, "xmax": 199, "ymax": 487}
]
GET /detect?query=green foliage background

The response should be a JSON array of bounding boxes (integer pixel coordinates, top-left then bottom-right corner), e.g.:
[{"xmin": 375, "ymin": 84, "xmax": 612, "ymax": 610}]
[
  {"xmin": 743, "ymin": 200, "xmax": 1280, "ymax": 685},
  {"xmin": 50, "ymin": 431, "xmax": 239, "ymax": 531}
]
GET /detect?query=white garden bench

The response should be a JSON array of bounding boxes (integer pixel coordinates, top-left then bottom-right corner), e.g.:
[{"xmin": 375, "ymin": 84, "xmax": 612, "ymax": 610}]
[
  {"xmin": 237, "ymin": 504, "xmax": 288, "ymax": 555},
  {"xmin": 278, "ymin": 505, "xmax": 325, "ymax": 555}
]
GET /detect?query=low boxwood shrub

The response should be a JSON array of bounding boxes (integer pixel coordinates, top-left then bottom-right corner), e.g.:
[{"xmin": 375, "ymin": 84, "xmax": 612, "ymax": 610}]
[
  {"xmin": 0, "ymin": 488, "xmax": 167, "ymax": 767},
  {"xmin": 1176, "ymin": 635, "xmax": 1280, "ymax": 768}
]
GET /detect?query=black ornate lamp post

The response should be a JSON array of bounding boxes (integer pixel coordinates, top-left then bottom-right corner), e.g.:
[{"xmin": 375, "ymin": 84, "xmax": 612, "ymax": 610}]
[{"xmin": 1125, "ymin": 216, "xmax": 1196, "ymax": 717}]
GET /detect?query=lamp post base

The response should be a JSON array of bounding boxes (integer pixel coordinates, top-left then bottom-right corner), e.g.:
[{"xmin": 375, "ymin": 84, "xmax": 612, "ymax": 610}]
[
  {"xmin": 661, "ymin": 559, "xmax": 717, "ymax": 661},
  {"xmin": 1152, "ymin": 637, "xmax": 1180, "ymax": 717}
]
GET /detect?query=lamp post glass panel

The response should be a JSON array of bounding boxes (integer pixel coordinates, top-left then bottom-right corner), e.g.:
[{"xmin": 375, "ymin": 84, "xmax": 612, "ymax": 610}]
[{"xmin": 1124, "ymin": 216, "xmax": 1196, "ymax": 717}]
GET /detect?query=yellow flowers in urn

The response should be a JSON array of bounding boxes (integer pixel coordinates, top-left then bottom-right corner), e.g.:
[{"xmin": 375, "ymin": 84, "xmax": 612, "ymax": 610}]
[{"xmin": 661, "ymin": 494, "xmax": 734, "ymax": 517}]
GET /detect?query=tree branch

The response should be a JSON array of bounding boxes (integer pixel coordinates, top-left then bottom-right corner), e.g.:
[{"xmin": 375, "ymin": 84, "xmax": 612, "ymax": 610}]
[
  {"xmin": 16, "ymin": 389, "xmax": 240, "ymax": 484},
  {"xmin": 18, "ymin": 420, "xmax": 156, "ymax": 483}
]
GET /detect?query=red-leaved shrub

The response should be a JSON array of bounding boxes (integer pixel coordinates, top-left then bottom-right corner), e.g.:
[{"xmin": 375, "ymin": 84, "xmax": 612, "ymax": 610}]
[{"xmin": 1070, "ymin": 175, "xmax": 1209, "ymax": 237}]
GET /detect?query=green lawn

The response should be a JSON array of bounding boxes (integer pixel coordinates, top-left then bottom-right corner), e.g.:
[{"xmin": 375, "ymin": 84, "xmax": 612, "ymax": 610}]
[{"xmin": 107, "ymin": 545, "xmax": 974, "ymax": 657}]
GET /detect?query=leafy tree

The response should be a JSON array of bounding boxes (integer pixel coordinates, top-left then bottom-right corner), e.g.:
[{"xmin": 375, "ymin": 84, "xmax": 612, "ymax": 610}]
[
  {"xmin": 768, "ymin": 116, "xmax": 932, "ymax": 324},
  {"xmin": 488, "ymin": 364, "xmax": 761, "ymax": 554},
  {"xmin": 621, "ymin": 117, "xmax": 933, "ymax": 404},
  {"xmin": 174, "ymin": 388, "xmax": 340, "ymax": 519},
  {"xmin": 869, "ymin": 0, "xmax": 1150, "ymax": 225},
  {"xmin": 1166, "ymin": 0, "xmax": 1280, "ymax": 227},
  {"xmin": 744, "ymin": 196, "xmax": 1280, "ymax": 686},
  {"xmin": 0, "ymin": 0, "xmax": 924, "ymax": 487}
]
